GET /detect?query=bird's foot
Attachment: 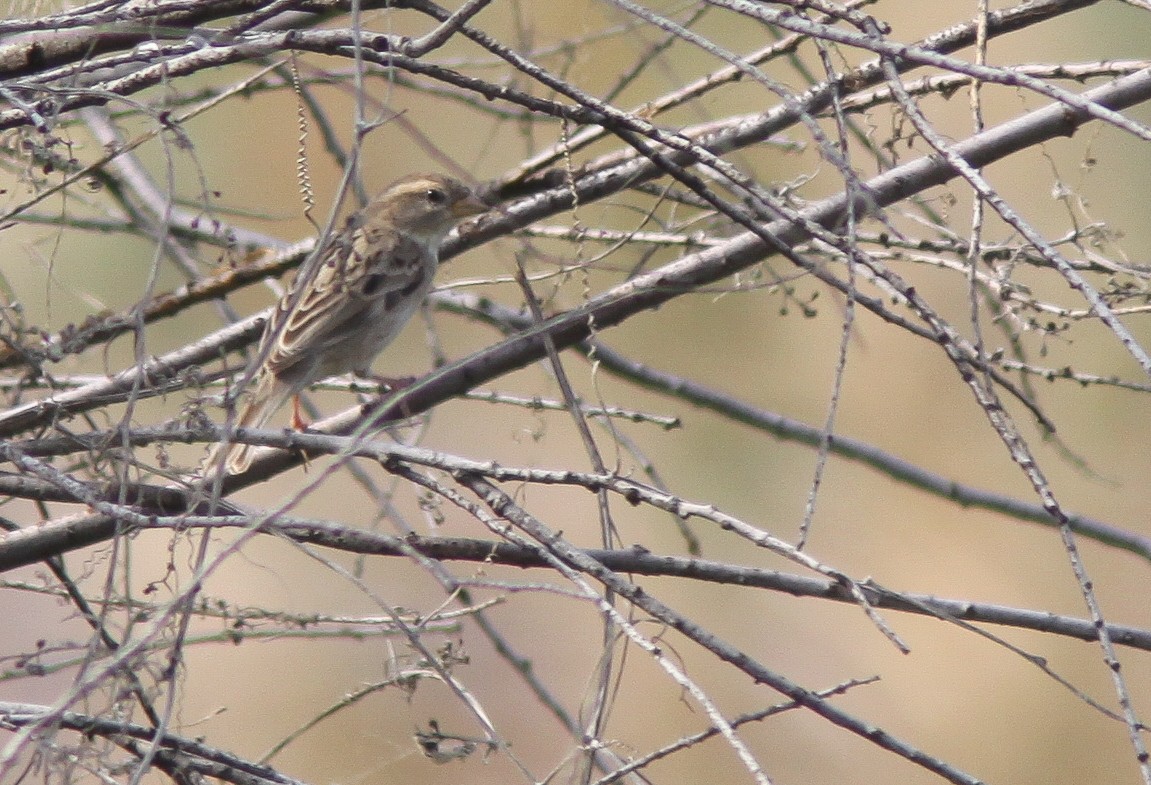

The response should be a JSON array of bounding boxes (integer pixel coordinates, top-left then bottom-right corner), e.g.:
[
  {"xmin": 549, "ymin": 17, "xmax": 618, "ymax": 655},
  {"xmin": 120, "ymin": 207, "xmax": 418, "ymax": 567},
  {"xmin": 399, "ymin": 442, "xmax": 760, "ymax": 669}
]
[{"xmin": 361, "ymin": 374, "xmax": 418, "ymax": 395}]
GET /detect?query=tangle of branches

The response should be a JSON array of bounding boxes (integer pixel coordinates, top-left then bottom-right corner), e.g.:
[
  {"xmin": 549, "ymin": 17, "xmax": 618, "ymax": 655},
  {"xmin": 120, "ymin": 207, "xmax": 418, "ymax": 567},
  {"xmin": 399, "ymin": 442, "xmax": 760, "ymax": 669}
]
[{"xmin": 1, "ymin": 2, "xmax": 1151, "ymax": 785}]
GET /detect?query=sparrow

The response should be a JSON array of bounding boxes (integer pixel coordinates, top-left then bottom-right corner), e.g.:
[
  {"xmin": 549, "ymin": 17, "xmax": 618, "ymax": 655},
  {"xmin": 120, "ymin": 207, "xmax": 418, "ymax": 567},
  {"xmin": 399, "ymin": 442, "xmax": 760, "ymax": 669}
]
[{"xmin": 207, "ymin": 173, "xmax": 486, "ymax": 476}]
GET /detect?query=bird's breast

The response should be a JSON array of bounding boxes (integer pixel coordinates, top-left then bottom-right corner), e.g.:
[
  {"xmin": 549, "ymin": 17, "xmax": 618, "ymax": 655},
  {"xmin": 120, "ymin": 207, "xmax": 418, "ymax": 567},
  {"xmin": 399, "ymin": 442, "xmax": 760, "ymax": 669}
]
[{"xmin": 344, "ymin": 255, "xmax": 438, "ymax": 372}]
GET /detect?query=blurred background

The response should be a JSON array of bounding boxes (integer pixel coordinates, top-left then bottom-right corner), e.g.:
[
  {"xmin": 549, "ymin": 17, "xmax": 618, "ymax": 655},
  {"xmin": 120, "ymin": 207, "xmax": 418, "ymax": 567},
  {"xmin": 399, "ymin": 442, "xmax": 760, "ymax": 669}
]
[{"xmin": 2, "ymin": 2, "xmax": 1151, "ymax": 784}]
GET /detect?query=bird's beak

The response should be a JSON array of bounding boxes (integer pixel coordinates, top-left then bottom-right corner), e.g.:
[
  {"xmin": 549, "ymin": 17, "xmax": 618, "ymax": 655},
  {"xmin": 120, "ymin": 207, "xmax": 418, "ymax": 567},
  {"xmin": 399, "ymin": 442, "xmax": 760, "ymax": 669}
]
[{"xmin": 451, "ymin": 192, "xmax": 489, "ymax": 218}]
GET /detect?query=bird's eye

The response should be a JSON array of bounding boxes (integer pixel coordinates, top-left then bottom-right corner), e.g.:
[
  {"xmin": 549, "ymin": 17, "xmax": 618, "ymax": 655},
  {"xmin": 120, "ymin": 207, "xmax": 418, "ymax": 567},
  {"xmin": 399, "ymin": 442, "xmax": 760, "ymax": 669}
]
[{"xmin": 425, "ymin": 188, "xmax": 447, "ymax": 205}]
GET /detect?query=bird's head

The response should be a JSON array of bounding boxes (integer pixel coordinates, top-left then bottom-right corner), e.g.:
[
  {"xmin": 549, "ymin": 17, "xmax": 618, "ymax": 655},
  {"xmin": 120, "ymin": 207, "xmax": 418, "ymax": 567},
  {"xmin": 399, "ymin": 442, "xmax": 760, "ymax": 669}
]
[{"xmin": 373, "ymin": 173, "xmax": 487, "ymax": 243}]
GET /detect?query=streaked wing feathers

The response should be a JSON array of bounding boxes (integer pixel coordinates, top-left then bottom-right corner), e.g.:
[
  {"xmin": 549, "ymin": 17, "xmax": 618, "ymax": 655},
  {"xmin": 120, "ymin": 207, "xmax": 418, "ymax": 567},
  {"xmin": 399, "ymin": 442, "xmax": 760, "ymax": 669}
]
[{"xmin": 264, "ymin": 220, "xmax": 426, "ymax": 379}]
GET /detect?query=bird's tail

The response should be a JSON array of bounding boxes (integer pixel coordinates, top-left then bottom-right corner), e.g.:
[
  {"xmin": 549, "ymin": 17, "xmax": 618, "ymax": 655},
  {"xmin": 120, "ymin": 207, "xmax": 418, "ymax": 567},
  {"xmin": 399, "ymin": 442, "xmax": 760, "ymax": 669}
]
[{"xmin": 200, "ymin": 371, "xmax": 293, "ymax": 478}]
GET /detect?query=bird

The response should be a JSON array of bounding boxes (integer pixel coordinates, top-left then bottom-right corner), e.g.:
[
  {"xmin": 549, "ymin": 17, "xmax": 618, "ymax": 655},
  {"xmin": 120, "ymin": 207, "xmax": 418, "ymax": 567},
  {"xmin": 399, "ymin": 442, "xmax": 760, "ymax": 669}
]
[{"xmin": 205, "ymin": 173, "xmax": 487, "ymax": 476}]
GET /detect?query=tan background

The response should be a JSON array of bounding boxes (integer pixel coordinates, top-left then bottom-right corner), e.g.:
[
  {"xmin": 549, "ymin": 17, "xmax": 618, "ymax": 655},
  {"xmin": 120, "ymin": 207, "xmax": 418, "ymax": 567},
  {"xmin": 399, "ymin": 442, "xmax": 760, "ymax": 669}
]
[{"xmin": 2, "ymin": 2, "xmax": 1151, "ymax": 784}]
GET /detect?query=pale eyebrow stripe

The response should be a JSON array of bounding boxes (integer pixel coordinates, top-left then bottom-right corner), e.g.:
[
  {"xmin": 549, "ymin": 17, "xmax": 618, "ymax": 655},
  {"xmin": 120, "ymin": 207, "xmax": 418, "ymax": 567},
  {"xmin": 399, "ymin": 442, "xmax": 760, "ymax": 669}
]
[{"xmin": 387, "ymin": 179, "xmax": 443, "ymax": 196}]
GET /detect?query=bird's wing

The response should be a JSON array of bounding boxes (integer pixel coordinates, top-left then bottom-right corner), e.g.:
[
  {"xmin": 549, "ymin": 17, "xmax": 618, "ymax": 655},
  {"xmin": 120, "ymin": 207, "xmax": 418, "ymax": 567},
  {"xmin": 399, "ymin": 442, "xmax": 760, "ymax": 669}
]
[{"xmin": 264, "ymin": 218, "xmax": 428, "ymax": 379}]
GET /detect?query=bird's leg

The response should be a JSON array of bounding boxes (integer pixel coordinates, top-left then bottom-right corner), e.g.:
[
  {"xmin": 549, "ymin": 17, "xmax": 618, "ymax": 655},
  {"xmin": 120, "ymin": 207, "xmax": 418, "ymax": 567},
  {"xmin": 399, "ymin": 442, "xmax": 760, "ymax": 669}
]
[
  {"xmin": 288, "ymin": 395, "xmax": 312, "ymax": 472},
  {"xmin": 354, "ymin": 371, "xmax": 419, "ymax": 421},
  {"xmin": 290, "ymin": 395, "xmax": 309, "ymax": 431},
  {"xmin": 355, "ymin": 370, "xmax": 417, "ymax": 395}
]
